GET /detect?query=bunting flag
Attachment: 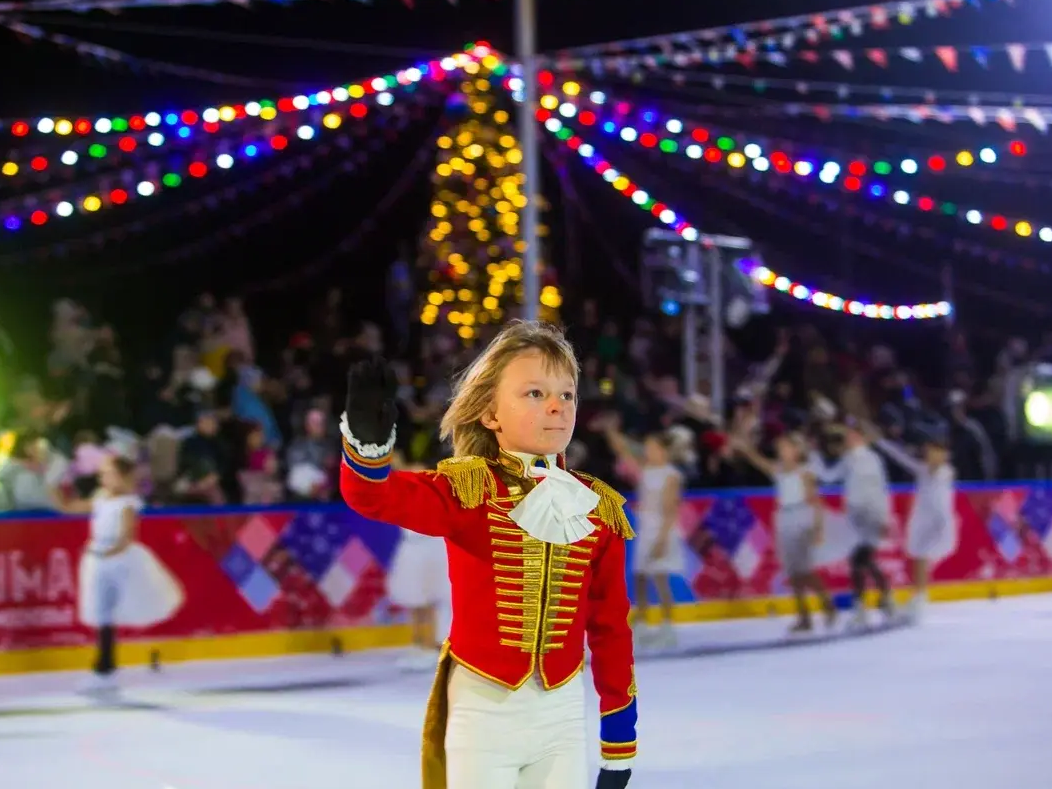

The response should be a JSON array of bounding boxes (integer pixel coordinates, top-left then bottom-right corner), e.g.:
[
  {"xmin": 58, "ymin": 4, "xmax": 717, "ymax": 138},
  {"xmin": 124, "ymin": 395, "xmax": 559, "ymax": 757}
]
[
  {"xmin": 576, "ymin": 40, "xmax": 1052, "ymax": 77},
  {"xmin": 557, "ymin": 67, "xmax": 1052, "ymax": 117},
  {"xmin": 544, "ymin": 0, "xmax": 985, "ymax": 64},
  {"xmin": 0, "ymin": 0, "xmax": 454, "ymax": 11},
  {"xmin": 0, "ymin": 20, "xmax": 303, "ymax": 89}
]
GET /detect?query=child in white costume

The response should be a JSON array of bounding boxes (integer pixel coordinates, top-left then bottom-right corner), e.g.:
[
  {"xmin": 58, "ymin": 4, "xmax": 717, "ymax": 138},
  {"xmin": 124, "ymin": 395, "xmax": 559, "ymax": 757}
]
[
  {"xmin": 57, "ymin": 455, "xmax": 184, "ymax": 688},
  {"xmin": 733, "ymin": 432, "xmax": 837, "ymax": 634},
  {"xmin": 387, "ymin": 453, "xmax": 452, "ymax": 670},
  {"xmin": 601, "ymin": 416, "xmax": 688, "ymax": 651},
  {"xmin": 872, "ymin": 428, "xmax": 957, "ymax": 621}
]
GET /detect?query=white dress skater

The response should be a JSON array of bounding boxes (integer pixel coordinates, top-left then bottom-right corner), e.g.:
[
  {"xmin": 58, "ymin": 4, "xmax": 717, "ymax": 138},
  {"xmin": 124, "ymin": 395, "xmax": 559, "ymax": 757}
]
[
  {"xmin": 633, "ymin": 465, "xmax": 686, "ymax": 577},
  {"xmin": 773, "ymin": 468, "xmax": 818, "ymax": 576},
  {"xmin": 387, "ymin": 530, "xmax": 450, "ymax": 609},
  {"xmin": 874, "ymin": 440, "xmax": 959, "ymax": 563},
  {"xmin": 78, "ymin": 494, "xmax": 185, "ymax": 628}
]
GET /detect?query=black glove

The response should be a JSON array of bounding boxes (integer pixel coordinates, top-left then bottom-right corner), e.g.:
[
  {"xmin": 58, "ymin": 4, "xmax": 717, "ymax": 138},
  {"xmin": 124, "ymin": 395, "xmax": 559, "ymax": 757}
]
[
  {"xmin": 344, "ymin": 355, "xmax": 399, "ymax": 446},
  {"xmin": 596, "ymin": 768, "xmax": 631, "ymax": 789}
]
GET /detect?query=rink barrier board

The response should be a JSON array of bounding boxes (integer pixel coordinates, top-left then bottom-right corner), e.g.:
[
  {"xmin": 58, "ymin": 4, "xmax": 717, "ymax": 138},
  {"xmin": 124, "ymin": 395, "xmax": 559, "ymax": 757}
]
[
  {"xmin": 1, "ymin": 481, "xmax": 1050, "ymax": 675},
  {"xmin": 1, "ymin": 577, "xmax": 1049, "ymax": 675}
]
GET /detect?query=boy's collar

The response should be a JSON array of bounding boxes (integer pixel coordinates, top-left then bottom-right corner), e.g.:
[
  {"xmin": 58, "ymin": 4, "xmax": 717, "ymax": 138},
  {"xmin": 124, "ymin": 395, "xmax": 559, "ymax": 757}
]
[{"xmin": 496, "ymin": 448, "xmax": 567, "ymax": 478}]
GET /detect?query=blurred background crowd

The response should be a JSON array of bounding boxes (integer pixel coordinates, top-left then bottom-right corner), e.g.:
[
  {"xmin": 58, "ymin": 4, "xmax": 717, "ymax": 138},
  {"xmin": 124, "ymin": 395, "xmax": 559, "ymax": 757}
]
[{"xmin": 0, "ymin": 281, "xmax": 1044, "ymax": 514}]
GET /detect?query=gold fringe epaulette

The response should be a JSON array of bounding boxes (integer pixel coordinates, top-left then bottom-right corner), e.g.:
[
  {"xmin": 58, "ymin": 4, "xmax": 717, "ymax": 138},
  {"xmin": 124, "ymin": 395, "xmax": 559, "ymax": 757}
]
[
  {"xmin": 434, "ymin": 456, "xmax": 497, "ymax": 509},
  {"xmin": 572, "ymin": 472, "xmax": 635, "ymax": 540}
]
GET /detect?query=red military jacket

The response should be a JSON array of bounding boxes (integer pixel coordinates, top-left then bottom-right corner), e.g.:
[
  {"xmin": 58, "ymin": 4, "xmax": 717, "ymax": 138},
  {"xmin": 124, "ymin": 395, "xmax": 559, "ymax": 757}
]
[{"xmin": 340, "ymin": 436, "xmax": 637, "ymax": 762}]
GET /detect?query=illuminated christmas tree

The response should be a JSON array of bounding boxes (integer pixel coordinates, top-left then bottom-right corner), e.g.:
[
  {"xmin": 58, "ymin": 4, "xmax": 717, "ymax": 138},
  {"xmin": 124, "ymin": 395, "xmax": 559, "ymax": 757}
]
[{"xmin": 418, "ymin": 51, "xmax": 561, "ymax": 343}]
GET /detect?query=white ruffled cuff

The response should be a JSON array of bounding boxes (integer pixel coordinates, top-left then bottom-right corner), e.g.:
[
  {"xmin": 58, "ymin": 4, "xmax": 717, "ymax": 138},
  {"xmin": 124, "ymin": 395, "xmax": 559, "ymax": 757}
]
[
  {"xmin": 339, "ymin": 412, "xmax": 397, "ymax": 459},
  {"xmin": 600, "ymin": 757, "xmax": 634, "ymax": 771}
]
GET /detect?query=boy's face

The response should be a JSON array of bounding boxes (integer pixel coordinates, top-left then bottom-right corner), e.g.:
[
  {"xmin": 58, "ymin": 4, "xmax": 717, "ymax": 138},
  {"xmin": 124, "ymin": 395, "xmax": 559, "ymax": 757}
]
[{"xmin": 482, "ymin": 349, "xmax": 577, "ymax": 457}]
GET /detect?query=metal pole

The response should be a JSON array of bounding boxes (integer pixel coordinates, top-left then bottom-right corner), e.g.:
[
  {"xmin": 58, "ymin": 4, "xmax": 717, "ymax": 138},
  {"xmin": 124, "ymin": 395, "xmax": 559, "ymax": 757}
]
[
  {"xmin": 683, "ymin": 243, "xmax": 700, "ymax": 395},
  {"xmin": 709, "ymin": 247, "xmax": 725, "ymax": 420},
  {"xmin": 515, "ymin": 0, "xmax": 541, "ymax": 322}
]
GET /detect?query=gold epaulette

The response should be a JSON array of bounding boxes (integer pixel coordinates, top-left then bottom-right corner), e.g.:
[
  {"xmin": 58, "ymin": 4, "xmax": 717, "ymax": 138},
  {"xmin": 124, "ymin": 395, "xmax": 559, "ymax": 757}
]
[
  {"xmin": 434, "ymin": 456, "xmax": 497, "ymax": 509},
  {"xmin": 572, "ymin": 472, "xmax": 635, "ymax": 540}
]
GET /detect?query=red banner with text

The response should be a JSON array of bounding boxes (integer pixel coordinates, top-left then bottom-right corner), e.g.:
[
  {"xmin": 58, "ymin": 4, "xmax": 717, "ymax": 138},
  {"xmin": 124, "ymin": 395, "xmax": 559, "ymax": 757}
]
[{"xmin": 1, "ymin": 485, "xmax": 1050, "ymax": 652}]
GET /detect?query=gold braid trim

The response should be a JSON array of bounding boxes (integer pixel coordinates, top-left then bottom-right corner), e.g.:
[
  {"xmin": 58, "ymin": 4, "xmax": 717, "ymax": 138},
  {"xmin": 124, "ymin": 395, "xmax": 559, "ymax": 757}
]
[
  {"xmin": 433, "ymin": 456, "xmax": 497, "ymax": 509},
  {"xmin": 572, "ymin": 472, "xmax": 635, "ymax": 540}
]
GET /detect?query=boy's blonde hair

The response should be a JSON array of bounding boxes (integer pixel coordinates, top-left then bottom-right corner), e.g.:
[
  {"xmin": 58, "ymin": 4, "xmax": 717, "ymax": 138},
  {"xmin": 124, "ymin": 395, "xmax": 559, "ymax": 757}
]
[{"xmin": 439, "ymin": 320, "xmax": 579, "ymax": 459}]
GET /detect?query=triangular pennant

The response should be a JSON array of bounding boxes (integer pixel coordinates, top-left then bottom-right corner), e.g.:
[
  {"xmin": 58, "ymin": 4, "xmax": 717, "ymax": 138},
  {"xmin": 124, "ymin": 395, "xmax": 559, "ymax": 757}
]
[
  {"xmin": 899, "ymin": 47, "xmax": 923, "ymax": 63},
  {"xmin": 1045, "ymin": 44, "xmax": 1052, "ymax": 66},
  {"xmin": 934, "ymin": 46, "xmax": 958, "ymax": 72},
  {"xmin": 798, "ymin": 50, "xmax": 820, "ymax": 64},
  {"xmin": 996, "ymin": 109, "xmax": 1017, "ymax": 132},
  {"xmin": 967, "ymin": 106, "xmax": 987, "ymax": 126},
  {"xmin": 870, "ymin": 6, "xmax": 889, "ymax": 28},
  {"xmin": 866, "ymin": 48, "xmax": 888, "ymax": 68},
  {"xmin": 831, "ymin": 50, "xmax": 854, "ymax": 70},
  {"xmin": 1023, "ymin": 109, "xmax": 1048, "ymax": 133},
  {"xmin": 1006, "ymin": 43, "xmax": 1027, "ymax": 72},
  {"xmin": 971, "ymin": 46, "xmax": 989, "ymax": 68}
]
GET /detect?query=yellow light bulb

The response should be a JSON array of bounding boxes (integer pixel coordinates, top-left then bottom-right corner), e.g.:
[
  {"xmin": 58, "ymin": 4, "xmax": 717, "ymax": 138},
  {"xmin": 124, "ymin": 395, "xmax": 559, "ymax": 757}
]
[
  {"xmin": 457, "ymin": 288, "xmax": 473, "ymax": 302},
  {"xmin": 494, "ymin": 110, "xmax": 509, "ymax": 124},
  {"xmin": 432, "ymin": 203, "xmax": 448, "ymax": 218},
  {"xmin": 348, "ymin": 85, "xmax": 365, "ymax": 98},
  {"xmin": 260, "ymin": 106, "xmax": 278, "ymax": 121},
  {"xmin": 956, "ymin": 151, "xmax": 974, "ymax": 167},
  {"xmin": 323, "ymin": 113, "xmax": 341, "ymax": 129},
  {"xmin": 82, "ymin": 195, "xmax": 101, "ymax": 212},
  {"xmin": 463, "ymin": 162, "xmax": 477, "ymax": 175},
  {"xmin": 540, "ymin": 95, "xmax": 559, "ymax": 110},
  {"xmin": 442, "ymin": 289, "xmax": 455, "ymax": 301},
  {"xmin": 1, "ymin": 162, "xmax": 17, "ymax": 176},
  {"xmin": 483, "ymin": 296, "xmax": 499, "ymax": 310},
  {"xmin": 481, "ymin": 54, "xmax": 500, "ymax": 70},
  {"xmin": 458, "ymin": 326, "xmax": 475, "ymax": 340},
  {"xmin": 505, "ymin": 149, "xmax": 523, "ymax": 164},
  {"xmin": 55, "ymin": 119, "xmax": 73, "ymax": 135},
  {"xmin": 1016, "ymin": 221, "xmax": 1033, "ymax": 237},
  {"xmin": 436, "ymin": 163, "xmax": 453, "ymax": 177},
  {"xmin": 475, "ymin": 79, "xmax": 490, "ymax": 91},
  {"xmin": 219, "ymin": 106, "xmax": 236, "ymax": 122},
  {"xmin": 563, "ymin": 81, "xmax": 581, "ymax": 97},
  {"xmin": 428, "ymin": 292, "xmax": 443, "ymax": 306},
  {"xmin": 437, "ymin": 136, "xmax": 453, "ymax": 149}
]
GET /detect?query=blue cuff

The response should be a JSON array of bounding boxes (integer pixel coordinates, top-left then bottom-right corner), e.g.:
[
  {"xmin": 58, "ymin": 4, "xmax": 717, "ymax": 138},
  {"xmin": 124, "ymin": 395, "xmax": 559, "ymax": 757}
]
[{"xmin": 599, "ymin": 697, "xmax": 637, "ymax": 760}]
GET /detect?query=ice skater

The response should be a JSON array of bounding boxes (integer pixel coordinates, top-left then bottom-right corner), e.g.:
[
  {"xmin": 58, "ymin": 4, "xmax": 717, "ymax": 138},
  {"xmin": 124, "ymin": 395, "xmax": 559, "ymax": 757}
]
[
  {"xmin": 388, "ymin": 453, "xmax": 453, "ymax": 671},
  {"xmin": 54, "ymin": 454, "xmax": 184, "ymax": 693},
  {"xmin": 339, "ymin": 321, "xmax": 636, "ymax": 789},
  {"xmin": 732, "ymin": 431, "xmax": 836, "ymax": 634},
  {"xmin": 600, "ymin": 415, "xmax": 688, "ymax": 652},
  {"xmin": 869, "ymin": 423, "xmax": 957, "ymax": 622},
  {"xmin": 813, "ymin": 420, "xmax": 894, "ymax": 628}
]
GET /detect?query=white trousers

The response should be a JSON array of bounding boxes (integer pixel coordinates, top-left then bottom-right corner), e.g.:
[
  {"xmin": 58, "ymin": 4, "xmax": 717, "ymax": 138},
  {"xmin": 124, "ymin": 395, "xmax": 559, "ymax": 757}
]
[{"xmin": 445, "ymin": 665, "xmax": 588, "ymax": 789}]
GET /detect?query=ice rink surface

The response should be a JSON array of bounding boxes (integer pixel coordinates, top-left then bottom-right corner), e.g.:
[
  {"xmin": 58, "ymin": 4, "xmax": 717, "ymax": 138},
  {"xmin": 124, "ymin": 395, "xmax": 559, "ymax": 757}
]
[{"xmin": 2, "ymin": 595, "xmax": 1049, "ymax": 789}]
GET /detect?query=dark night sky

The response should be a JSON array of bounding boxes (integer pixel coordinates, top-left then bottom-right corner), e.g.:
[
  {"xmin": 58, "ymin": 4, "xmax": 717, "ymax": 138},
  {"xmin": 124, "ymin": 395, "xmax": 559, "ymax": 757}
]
[{"xmin": 0, "ymin": 0, "xmax": 1050, "ymax": 368}]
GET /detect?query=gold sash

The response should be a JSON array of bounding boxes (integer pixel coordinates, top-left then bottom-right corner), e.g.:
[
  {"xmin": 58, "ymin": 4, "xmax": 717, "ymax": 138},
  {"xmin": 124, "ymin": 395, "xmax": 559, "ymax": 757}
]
[{"xmin": 421, "ymin": 641, "xmax": 453, "ymax": 789}]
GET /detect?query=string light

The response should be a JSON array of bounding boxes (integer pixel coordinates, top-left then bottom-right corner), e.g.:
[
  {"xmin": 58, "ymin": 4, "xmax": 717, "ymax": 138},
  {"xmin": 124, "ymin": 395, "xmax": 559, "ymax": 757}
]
[
  {"xmin": 2, "ymin": 118, "xmax": 313, "ymax": 178},
  {"xmin": 547, "ymin": 85, "xmax": 1026, "ymax": 176},
  {"xmin": 545, "ymin": 98, "xmax": 1052, "ymax": 246},
  {"xmin": 540, "ymin": 114, "xmax": 951, "ymax": 321},
  {"xmin": 0, "ymin": 93, "xmax": 407, "ymax": 231},
  {"xmin": 420, "ymin": 59, "xmax": 559, "ymax": 341},
  {"xmin": 4, "ymin": 47, "xmax": 495, "ymax": 140}
]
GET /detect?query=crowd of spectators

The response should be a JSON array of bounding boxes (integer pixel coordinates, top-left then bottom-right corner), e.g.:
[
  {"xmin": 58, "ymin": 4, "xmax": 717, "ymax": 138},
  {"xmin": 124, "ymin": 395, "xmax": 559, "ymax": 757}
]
[{"xmin": 0, "ymin": 286, "xmax": 1044, "ymax": 513}]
